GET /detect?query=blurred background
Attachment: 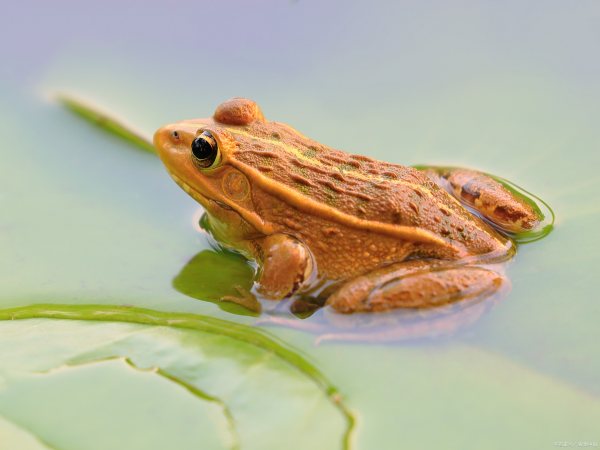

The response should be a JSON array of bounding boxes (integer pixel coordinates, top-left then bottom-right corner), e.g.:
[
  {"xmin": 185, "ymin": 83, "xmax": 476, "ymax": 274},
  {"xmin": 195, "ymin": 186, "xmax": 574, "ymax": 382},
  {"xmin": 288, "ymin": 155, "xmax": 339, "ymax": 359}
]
[{"xmin": 1, "ymin": 1, "xmax": 600, "ymax": 449}]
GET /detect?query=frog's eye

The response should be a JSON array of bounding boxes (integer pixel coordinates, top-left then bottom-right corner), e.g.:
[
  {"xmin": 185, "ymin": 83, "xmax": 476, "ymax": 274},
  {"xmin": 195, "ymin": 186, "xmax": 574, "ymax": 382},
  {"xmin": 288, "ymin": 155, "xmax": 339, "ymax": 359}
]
[{"xmin": 191, "ymin": 131, "xmax": 220, "ymax": 169}]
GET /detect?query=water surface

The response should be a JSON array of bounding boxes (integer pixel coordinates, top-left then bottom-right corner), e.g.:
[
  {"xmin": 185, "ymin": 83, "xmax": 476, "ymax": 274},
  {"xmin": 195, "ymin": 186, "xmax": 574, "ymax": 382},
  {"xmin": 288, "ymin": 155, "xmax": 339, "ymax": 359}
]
[{"xmin": 1, "ymin": 1, "xmax": 600, "ymax": 449}]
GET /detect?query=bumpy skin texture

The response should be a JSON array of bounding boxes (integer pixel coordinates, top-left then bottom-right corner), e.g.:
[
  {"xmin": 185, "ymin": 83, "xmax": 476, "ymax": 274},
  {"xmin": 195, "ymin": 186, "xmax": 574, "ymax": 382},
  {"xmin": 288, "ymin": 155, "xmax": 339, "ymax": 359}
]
[
  {"xmin": 443, "ymin": 169, "xmax": 539, "ymax": 232},
  {"xmin": 327, "ymin": 261, "xmax": 503, "ymax": 313},
  {"xmin": 153, "ymin": 98, "xmax": 537, "ymax": 313},
  {"xmin": 213, "ymin": 98, "xmax": 266, "ymax": 126}
]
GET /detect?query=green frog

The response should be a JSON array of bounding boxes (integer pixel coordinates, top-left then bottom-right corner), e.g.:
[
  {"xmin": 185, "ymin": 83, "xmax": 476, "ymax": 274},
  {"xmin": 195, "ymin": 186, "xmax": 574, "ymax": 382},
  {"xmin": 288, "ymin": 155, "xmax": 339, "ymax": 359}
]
[{"xmin": 153, "ymin": 98, "xmax": 547, "ymax": 313}]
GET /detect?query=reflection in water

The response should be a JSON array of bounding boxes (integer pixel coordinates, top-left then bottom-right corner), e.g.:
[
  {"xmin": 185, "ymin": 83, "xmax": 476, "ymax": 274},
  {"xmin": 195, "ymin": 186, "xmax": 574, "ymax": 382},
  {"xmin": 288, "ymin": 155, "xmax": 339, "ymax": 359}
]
[
  {"xmin": 173, "ymin": 246, "xmax": 507, "ymax": 344},
  {"xmin": 260, "ymin": 294, "xmax": 499, "ymax": 345}
]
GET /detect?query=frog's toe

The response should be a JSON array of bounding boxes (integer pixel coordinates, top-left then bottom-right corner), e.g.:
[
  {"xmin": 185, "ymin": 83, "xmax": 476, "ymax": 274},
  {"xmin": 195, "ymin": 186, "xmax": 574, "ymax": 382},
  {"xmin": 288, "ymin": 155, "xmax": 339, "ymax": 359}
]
[{"xmin": 327, "ymin": 266, "xmax": 505, "ymax": 313}]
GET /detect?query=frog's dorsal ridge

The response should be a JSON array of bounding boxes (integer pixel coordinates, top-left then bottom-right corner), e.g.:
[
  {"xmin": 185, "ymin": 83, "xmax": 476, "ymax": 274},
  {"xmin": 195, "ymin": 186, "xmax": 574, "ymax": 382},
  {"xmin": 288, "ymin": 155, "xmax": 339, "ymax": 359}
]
[{"xmin": 223, "ymin": 110, "xmax": 507, "ymax": 255}]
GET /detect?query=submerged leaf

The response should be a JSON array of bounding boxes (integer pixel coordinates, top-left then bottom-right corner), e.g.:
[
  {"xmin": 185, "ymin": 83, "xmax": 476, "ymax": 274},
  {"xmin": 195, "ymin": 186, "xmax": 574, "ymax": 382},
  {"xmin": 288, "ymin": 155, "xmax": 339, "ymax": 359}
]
[{"xmin": 173, "ymin": 250, "xmax": 259, "ymax": 315}]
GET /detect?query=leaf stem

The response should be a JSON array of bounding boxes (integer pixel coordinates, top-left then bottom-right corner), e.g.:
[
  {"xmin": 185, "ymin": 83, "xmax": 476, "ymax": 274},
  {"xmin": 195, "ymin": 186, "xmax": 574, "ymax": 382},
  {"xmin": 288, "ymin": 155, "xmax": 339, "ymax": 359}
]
[{"xmin": 56, "ymin": 94, "xmax": 156, "ymax": 154}]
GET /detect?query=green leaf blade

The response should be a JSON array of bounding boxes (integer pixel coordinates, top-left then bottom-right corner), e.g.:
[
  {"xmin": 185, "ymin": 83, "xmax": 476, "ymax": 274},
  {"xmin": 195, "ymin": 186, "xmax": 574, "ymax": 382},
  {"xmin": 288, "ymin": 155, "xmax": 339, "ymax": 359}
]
[{"xmin": 56, "ymin": 94, "xmax": 157, "ymax": 154}]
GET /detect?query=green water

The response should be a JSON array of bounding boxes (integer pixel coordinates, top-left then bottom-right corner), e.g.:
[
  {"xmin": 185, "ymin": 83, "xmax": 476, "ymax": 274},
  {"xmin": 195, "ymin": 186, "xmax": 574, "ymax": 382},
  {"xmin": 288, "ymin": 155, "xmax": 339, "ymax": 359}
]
[{"xmin": 1, "ymin": 1, "xmax": 600, "ymax": 449}]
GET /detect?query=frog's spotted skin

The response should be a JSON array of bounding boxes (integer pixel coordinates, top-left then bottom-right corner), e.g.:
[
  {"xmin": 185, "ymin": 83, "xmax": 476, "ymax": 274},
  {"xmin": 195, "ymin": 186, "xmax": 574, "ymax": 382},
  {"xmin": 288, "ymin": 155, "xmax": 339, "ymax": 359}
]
[
  {"xmin": 154, "ymin": 98, "xmax": 541, "ymax": 314},
  {"xmin": 443, "ymin": 168, "xmax": 540, "ymax": 232},
  {"xmin": 227, "ymin": 126, "xmax": 508, "ymax": 252}
]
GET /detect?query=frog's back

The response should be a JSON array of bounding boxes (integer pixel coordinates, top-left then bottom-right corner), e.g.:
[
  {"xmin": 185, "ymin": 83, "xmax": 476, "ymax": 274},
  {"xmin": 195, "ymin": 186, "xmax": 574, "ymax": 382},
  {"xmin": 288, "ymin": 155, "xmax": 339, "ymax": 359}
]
[{"xmin": 226, "ymin": 120, "xmax": 508, "ymax": 257}]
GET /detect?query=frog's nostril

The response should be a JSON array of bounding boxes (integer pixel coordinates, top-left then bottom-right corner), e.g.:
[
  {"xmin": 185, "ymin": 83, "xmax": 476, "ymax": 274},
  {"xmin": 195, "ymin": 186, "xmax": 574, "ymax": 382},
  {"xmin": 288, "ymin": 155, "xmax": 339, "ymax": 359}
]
[{"xmin": 171, "ymin": 130, "xmax": 180, "ymax": 140}]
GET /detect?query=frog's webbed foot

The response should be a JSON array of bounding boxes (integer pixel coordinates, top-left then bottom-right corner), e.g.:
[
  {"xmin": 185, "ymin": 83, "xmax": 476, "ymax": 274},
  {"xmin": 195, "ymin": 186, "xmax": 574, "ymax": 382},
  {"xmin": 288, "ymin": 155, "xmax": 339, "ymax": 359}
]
[
  {"xmin": 255, "ymin": 234, "xmax": 313, "ymax": 300},
  {"xmin": 220, "ymin": 284, "xmax": 262, "ymax": 313},
  {"xmin": 327, "ymin": 260, "xmax": 505, "ymax": 313},
  {"xmin": 425, "ymin": 167, "xmax": 541, "ymax": 233}
]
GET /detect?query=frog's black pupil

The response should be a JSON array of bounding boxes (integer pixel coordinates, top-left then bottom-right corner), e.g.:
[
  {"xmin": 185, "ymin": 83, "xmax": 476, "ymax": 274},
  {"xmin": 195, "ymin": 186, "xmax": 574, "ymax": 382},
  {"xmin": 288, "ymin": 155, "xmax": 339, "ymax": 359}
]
[{"xmin": 191, "ymin": 134, "xmax": 215, "ymax": 161}]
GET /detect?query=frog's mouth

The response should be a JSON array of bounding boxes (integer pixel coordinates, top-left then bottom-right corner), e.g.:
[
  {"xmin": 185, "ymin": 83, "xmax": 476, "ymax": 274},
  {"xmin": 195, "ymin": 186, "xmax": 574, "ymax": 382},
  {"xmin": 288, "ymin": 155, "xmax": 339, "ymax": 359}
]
[
  {"xmin": 167, "ymin": 169, "xmax": 276, "ymax": 237},
  {"xmin": 168, "ymin": 172, "xmax": 232, "ymax": 213}
]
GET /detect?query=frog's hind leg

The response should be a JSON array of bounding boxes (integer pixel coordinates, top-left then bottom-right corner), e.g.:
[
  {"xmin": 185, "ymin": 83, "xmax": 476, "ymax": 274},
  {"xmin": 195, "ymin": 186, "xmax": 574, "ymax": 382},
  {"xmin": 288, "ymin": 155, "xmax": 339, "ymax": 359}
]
[
  {"xmin": 327, "ymin": 260, "xmax": 506, "ymax": 313},
  {"xmin": 425, "ymin": 167, "xmax": 540, "ymax": 233}
]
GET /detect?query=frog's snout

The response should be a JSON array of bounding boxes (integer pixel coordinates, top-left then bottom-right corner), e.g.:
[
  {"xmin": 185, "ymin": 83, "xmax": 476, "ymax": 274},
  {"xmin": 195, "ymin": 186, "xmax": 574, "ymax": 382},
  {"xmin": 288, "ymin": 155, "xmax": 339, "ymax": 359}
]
[
  {"xmin": 153, "ymin": 123, "xmax": 190, "ymax": 162},
  {"xmin": 153, "ymin": 125, "xmax": 175, "ymax": 155},
  {"xmin": 153, "ymin": 124, "xmax": 188, "ymax": 175}
]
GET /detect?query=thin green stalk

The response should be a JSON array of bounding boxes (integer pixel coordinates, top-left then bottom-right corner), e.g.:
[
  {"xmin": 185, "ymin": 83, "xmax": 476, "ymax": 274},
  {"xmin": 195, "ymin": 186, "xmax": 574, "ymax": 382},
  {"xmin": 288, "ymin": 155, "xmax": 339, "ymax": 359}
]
[{"xmin": 56, "ymin": 94, "xmax": 156, "ymax": 154}]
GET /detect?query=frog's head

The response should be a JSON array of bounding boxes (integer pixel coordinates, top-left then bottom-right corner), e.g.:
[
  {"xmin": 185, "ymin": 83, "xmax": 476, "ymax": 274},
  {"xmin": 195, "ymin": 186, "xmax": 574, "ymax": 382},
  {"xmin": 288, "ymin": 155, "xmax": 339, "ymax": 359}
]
[{"xmin": 153, "ymin": 98, "xmax": 273, "ymax": 241}]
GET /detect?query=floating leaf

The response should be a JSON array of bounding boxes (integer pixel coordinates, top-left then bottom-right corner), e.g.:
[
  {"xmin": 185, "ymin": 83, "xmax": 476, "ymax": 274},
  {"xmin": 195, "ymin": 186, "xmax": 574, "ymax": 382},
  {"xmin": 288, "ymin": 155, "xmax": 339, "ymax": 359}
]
[
  {"xmin": 0, "ymin": 305, "xmax": 355, "ymax": 450},
  {"xmin": 0, "ymin": 415, "xmax": 53, "ymax": 450},
  {"xmin": 0, "ymin": 359, "xmax": 233, "ymax": 450}
]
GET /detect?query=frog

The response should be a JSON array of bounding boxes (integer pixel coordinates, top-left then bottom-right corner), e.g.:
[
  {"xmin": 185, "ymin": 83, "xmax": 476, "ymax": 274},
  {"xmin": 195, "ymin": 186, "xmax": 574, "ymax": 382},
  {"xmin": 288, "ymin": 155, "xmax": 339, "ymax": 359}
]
[{"xmin": 153, "ymin": 97, "xmax": 544, "ymax": 314}]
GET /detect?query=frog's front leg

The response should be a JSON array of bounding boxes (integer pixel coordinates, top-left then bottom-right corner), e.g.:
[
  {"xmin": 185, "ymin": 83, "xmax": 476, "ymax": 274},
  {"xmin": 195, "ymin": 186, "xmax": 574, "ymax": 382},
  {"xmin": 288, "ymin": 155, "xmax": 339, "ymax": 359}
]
[
  {"xmin": 425, "ymin": 167, "xmax": 540, "ymax": 233},
  {"xmin": 255, "ymin": 234, "xmax": 313, "ymax": 300},
  {"xmin": 327, "ymin": 260, "xmax": 505, "ymax": 313}
]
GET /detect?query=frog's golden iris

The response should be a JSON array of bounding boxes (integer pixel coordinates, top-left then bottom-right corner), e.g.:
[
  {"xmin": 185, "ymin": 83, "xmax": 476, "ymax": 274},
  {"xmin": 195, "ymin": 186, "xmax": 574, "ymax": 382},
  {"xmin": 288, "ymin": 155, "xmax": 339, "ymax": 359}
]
[{"xmin": 154, "ymin": 98, "xmax": 542, "ymax": 313}]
